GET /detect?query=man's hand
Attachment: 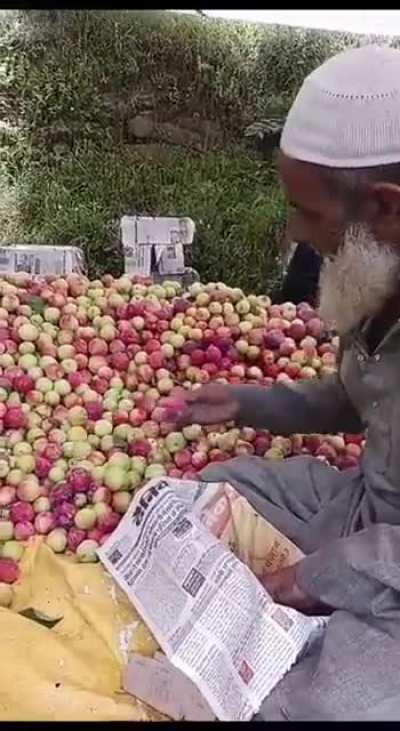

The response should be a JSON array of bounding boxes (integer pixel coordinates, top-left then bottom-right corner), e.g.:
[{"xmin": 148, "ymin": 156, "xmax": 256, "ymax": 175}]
[
  {"xmin": 168, "ymin": 384, "xmax": 241, "ymax": 428},
  {"xmin": 260, "ymin": 562, "xmax": 333, "ymax": 616}
]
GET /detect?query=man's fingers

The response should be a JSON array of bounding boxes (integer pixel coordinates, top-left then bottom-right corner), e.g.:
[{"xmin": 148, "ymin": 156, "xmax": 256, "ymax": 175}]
[
  {"xmin": 162, "ymin": 385, "xmax": 236, "ymax": 427},
  {"xmin": 183, "ymin": 390, "xmax": 201, "ymax": 404},
  {"xmin": 260, "ymin": 573, "xmax": 282, "ymax": 600},
  {"xmin": 174, "ymin": 409, "xmax": 195, "ymax": 428},
  {"xmin": 185, "ymin": 385, "xmax": 231, "ymax": 405},
  {"xmin": 175, "ymin": 405, "xmax": 218, "ymax": 427}
]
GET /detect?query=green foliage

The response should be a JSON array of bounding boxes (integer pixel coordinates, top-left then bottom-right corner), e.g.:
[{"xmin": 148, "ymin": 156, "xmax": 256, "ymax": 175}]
[
  {"xmin": 5, "ymin": 10, "xmax": 264, "ymax": 139},
  {"xmin": 0, "ymin": 10, "xmax": 366, "ymax": 293},
  {"xmin": 3, "ymin": 140, "xmax": 287, "ymax": 293},
  {"xmin": 255, "ymin": 25, "xmax": 359, "ymax": 104}
]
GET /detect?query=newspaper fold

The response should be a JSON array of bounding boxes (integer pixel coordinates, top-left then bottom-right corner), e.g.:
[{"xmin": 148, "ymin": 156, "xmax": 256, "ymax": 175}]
[{"xmin": 98, "ymin": 478, "xmax": 326, "ymax": 722}]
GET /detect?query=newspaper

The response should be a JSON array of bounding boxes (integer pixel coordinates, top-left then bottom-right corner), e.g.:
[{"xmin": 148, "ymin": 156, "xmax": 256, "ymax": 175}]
[
  {"xmin": 120, "ymin": 215, "xmax": 195, "ymax": 277},
  {"xmin": 98, "ymin": 478, "xmax": 327, "ymax": 722},
  {"xmin": 0, "ymin": 245, "xmax": 86, "ymax": 276}
]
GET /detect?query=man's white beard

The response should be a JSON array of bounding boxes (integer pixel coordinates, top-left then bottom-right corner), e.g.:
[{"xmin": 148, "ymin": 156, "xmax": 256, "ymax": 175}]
[{"xmin": 318, "ymin": 223, "xmax": 400, "ymax": 335}]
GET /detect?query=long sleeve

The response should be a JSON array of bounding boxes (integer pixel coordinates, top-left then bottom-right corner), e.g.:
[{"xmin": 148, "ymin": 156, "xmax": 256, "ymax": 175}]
[
  {"xmin": 296, "ymin": 524, "xmax": 400, "ymax": 617},
  {"xmin": 231, "ymin": 374, "xmax": 362, "ymax": 436}
]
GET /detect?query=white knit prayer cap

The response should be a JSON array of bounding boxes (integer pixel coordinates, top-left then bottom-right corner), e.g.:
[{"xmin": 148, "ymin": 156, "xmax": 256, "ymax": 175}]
[{"xmin": 280, "ymin": 45, "xmax": 400, "ymax": 168}]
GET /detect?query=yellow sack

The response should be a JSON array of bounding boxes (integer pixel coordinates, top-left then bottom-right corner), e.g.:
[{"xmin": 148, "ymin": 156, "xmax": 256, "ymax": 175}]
[
  {"xmin": 0, "ymin": 483, "xmax": 301, "ymax": 721},
  {"xmin": 0, "ymin": 538, "xmax": 163, "ymax": 721}
]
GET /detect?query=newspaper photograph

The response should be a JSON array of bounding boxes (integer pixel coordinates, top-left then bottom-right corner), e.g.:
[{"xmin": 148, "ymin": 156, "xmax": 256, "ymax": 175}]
[
  {"xmin": 123, "ymin": 244, "xmax": 152, "ymax": 277},
  {"xmin": 120, "ymin": 215, "xmax": 194, "ymax": 277},
  {"xmin": 154, "ymin": 243, "xmax": 185, "ymax": 275},
  {"xmin": 98, "ymin": 478, "xmax": 326, "ymax": 722}
]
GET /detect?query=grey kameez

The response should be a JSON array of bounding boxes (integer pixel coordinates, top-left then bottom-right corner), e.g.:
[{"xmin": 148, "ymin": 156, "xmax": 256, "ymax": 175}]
[{"xmin": 201, "ymin": 319, "xmax": 400, "ymax": 720}]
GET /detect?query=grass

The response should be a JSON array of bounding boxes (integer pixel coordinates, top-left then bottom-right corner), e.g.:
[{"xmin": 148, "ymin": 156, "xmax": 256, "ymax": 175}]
[{"xmin": 2, "ymin": 139, "xmax": 287, "ymax": 293}]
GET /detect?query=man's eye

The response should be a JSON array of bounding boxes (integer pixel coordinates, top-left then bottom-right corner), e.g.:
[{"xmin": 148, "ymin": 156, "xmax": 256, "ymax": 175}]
[{"xmin": 289, "ymin": 204, "xmax": 318, "ymax": 221}]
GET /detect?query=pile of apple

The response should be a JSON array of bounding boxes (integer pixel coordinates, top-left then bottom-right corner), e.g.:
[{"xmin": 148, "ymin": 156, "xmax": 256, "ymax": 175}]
[{"xmin": 0, "ymin": 272, "xmax": 364, "ymax": 602}]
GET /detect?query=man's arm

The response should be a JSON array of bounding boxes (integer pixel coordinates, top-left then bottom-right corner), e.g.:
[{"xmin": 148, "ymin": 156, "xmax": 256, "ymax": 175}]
[
  {"xmin": 262, "ymin": 524, "xmax": 400, "ymax": 618},
  {"xmin": 295, "ymin": 524, "xmax": 400, "ymax": 616},
  {"xmin": 231, "ymin": 373, "xmax": 362, "ymax": 435}
]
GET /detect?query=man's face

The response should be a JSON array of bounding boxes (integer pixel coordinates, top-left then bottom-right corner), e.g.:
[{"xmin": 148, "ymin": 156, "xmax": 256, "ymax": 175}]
[
  {"xmin": 278, "ymin": 152, "xmax": 400, "ymax": 333},
  {"xmin": 278, "ymin": 152, "xmax": 347, "ymax": 256}
]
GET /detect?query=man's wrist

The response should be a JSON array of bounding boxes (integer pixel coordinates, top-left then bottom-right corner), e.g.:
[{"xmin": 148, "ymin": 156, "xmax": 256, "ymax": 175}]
[
  {"xmin": 295, "ymin": 556, "xmax": 320, "ymax": 597},
  {"xmin": 230, "ymin": 385, "xmax": 261, "ymax": 425}
]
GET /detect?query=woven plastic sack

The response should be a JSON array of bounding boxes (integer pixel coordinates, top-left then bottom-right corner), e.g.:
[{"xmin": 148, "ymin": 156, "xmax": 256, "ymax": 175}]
[{"xmin": 0, "ymin": 538, "xmax": 162, "ymax": 721}]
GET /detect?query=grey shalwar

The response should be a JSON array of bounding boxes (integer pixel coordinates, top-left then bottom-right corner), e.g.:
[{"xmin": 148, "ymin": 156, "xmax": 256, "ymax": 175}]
[{"xmin": 201, "ymin": 318, "xmax": 400, "ymax": 720}]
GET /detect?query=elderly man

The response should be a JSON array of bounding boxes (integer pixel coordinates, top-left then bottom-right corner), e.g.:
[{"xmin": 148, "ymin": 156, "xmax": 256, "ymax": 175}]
[{"xmin": 174, "ymin": 45, "xmax": 400, "ymax": 720}]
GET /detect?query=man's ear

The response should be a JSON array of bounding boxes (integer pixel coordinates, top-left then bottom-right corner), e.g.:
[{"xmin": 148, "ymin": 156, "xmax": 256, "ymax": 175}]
[{"xmin": 364, "ymin": 183, "xmax": 400, "ymax": 242}]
